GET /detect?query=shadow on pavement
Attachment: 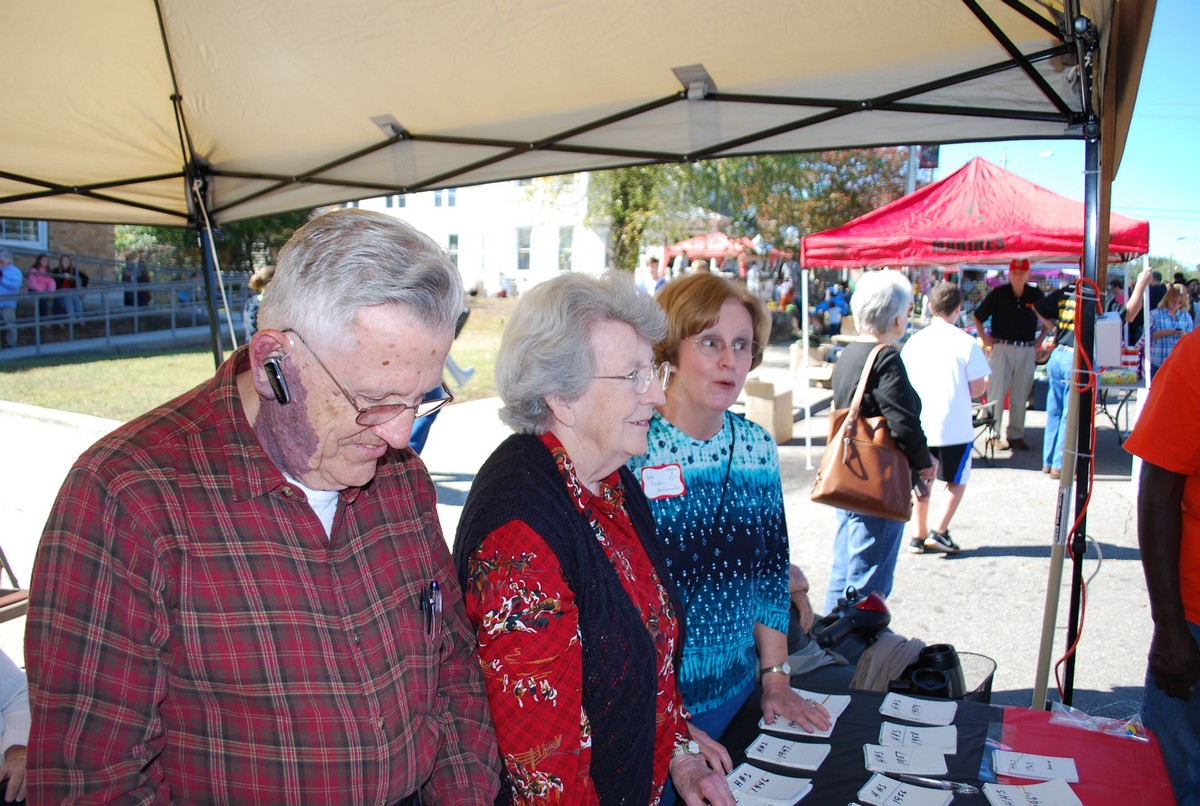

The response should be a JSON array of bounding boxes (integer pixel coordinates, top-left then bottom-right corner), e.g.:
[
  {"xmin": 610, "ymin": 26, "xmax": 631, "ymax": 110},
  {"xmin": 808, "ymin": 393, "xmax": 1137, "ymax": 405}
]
[{"xmin": 989, "ymin": 686, "xmax": 1144, "ymax": 719}]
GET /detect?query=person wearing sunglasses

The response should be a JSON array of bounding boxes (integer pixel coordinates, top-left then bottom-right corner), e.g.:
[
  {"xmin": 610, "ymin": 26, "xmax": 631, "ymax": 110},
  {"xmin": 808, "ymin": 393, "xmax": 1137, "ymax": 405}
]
[
  {"xmin": 455, "ymin": 272, "xmax": 734, "ymax": 806},
  {"xmin": 26, "ymin": 209, "xmax": 500, "ymax": 804},
  {"xmin": 626, "ymin": 273, "xmax": 832, "ymax": 792}
]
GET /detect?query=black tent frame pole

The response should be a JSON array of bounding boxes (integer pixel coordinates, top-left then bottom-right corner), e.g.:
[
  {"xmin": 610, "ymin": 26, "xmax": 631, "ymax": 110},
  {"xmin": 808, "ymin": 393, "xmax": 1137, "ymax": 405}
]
[
  {"xmin": 1061, "ymin": 7, "xmax": 1103, "ymax": 697},
  {"xmin": 199, "ymin": 223, "xmax": 225, "ymax": 370}
]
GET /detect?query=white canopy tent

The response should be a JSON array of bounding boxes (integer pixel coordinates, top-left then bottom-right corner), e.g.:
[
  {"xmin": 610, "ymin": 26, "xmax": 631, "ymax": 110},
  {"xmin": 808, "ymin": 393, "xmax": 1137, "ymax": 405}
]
[
  {"xmin": 3, "ymin": 0, "xmax": 1150, "ymax": 229},
  {"xmin": 1, "ymin": 0, "xmax": 1157, "ymax": 706}
]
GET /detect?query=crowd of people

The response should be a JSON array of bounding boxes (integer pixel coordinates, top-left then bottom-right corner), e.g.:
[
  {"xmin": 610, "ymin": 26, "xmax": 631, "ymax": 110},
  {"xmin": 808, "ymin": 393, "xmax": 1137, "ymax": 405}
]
[
  {"xmin": 15, "ymin": 209, "xmax": 1199, "ymax": 805},
  {"xmin": 0, "ymin": 249, "xmax": 92, "ymax": 346}
]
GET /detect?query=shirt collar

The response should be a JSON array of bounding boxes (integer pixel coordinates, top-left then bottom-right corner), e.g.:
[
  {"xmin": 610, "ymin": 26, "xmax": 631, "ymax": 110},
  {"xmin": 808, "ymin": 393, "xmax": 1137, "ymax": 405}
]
[{"xmin": 538, "ymin": 431, "xmax": 625, "ymax": 514}]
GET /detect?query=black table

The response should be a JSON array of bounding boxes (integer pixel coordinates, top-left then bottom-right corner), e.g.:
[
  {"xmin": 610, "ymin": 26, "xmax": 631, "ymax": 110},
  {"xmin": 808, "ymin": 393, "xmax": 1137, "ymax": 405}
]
[{"xmin": 722, "ymin": 687, "xmax": 1001, "ymax": 804}]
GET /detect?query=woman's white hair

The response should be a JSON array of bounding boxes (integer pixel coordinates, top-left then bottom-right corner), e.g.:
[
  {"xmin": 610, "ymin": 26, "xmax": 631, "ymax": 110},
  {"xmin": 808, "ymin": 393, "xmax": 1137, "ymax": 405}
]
[
  {"xmin": 256, "ymin": 208, "xmax": 462, "ymax": 350},
  {"xmin": 496, "ymin": 272, "xmax": 666, "ymax": 434},
  {"xmin": 850, "ymin": 270, "xmax": 913, "ymax": 337}
]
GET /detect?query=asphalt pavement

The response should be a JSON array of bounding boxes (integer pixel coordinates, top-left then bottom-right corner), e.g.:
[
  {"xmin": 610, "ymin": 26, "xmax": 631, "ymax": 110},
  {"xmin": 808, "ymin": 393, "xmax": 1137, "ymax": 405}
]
[{"xmin": 0, "ymin": 343, "xmax": 1153, "ymax": 718}]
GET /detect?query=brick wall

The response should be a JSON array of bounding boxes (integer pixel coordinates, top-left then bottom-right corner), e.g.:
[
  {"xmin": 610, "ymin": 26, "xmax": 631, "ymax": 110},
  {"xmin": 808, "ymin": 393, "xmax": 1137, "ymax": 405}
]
[{"xmin": 47, "ymin": 222, "xmax": 116, "ymax": 262}]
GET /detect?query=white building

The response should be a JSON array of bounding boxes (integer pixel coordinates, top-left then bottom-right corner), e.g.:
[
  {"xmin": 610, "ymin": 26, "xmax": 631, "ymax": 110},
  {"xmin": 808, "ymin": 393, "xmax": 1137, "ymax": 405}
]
[{"xmin": 350, "ymin": 175, "xmax": 611, "ymax": 296}]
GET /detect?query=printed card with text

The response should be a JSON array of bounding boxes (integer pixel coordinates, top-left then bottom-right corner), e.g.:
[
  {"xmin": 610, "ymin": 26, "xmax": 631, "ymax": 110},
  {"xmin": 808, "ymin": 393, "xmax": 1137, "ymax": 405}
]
[
  {"xmin": 983, "ymin": 778, "xmax": 1082, "ymax": 806},
  {"xmin": 992, "ymin": 750, "xmax": 1080, "ymax": 783},
  {"xmin": 744, "ymin": 734, "xmax": 831, "ymax": 771},
  {"xmin": 878, "ymin": 721, "xmax": 959, "ymax": 753},
  {"xmin": 857, "ymin": 773, "xmax": 952, "ymax": 806},
  {"xmin": 791, "ymin": 688, "xmax": 852, "ymax": 718},
  {"xmin": 759, "ymin": 689, "xmax": 851, "ymax": 739},
  {"xmin": 726, "ymin": 762, "xmax": 813, "ymax": 806},
  {"xmin": 863, "ymin": 744, "xmax": 949, "ymax": 775},
  {"xmin": 878, "ymin": 692, "xmax": 958, "ymax": 726}
]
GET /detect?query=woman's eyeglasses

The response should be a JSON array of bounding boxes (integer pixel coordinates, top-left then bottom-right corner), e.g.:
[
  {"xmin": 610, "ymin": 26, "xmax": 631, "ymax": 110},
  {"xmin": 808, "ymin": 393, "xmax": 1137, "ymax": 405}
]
[
  {"xmin": 686, "ymin": 335, "xmax": 762, "ymax": 361},
  {"xmin": 593, "ymin": 363, "xmax": 671, "ymax": 394}
]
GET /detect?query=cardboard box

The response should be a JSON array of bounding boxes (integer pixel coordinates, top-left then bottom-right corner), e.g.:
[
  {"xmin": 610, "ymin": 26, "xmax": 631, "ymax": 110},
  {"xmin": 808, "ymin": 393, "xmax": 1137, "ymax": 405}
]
[
  {"xmin": 744, "ymin": 380, "xmax": 793, "ymax": 443},
  {"xmin": 1094, "ymin": 312, "xmax": 1124, "ymax": 367}
]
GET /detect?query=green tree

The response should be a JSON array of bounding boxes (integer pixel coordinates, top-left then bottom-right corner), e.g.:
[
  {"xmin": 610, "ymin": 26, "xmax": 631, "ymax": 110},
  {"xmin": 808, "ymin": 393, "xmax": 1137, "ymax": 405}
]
[
  {"xmin": 674, "ymin": 149, "xmax": 913, "ymax": 248},
  {"xmin": 589, "ymin": 149, "xmax": 916, "ymax": 270},
  {"xmin": 588, "ymin": 166, "xmax": 667, "ymax": 273},
  {"xmin": 115, "ymin": 210, "xmax": 313, "ymax": 273}
]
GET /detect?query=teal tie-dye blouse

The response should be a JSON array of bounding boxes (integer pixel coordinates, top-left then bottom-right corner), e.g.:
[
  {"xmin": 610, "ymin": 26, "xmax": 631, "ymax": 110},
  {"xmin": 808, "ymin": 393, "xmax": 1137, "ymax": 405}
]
[{"xmin": 627, "ymin": 410, "xmax": 791, "ymax": 715}]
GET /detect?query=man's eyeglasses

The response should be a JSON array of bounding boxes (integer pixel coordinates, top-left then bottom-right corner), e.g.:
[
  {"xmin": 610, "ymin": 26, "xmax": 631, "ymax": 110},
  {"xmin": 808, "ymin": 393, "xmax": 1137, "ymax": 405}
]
[
  {"xmin": 686, "ymin": 335, "xmax": 762, "ymax": 361},
  {"xmin": 593, "ymin": 363, "xmax": 670, "ymax": 394},
  {"xmin": 284, "ymin": 329, "xmax": 454, "ymax": 426}
]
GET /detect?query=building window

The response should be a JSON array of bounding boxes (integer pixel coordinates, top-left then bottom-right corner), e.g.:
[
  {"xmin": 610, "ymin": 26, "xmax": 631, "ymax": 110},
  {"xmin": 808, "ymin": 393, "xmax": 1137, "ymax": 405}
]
[
  {"xmin": 0, "ymin": 218, "xmax": 44, "ymax": 246},
  {"xmin": 558, "ymin": 226, "xmax": 574, "ymax": 273},
  {"xmin": 434, "ymin": 188, "xmax": 457, "ymax": 208},
  {"xmin": 517, "ymin": 227, "xmax": 532, "ymax": 271},
  {"xmin": 447, "ymin": 234, "xmax": 459, "ymax": 267},
  {"xmin": 385, "ymin": 195, "xmax": 406, "ymax": 208}
]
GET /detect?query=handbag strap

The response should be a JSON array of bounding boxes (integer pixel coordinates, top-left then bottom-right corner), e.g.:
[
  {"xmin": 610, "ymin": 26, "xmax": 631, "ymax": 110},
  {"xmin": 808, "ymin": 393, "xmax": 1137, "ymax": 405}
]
[{"xmin": 845, "ymin": 343, "xmax": 889, "ymax": 424}]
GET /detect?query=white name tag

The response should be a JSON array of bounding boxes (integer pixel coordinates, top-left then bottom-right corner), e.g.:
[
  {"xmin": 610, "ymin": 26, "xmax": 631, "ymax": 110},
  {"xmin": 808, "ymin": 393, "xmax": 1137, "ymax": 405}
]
[{"xmin": 640, "ymin": 464, "xmax": 686, "ymax": 499}]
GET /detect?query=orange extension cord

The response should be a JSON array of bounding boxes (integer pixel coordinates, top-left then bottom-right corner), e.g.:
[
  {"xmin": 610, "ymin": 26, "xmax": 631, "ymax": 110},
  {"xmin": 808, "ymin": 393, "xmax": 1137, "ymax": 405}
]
[{"xmin": 1052, "ymin": 276, "xmax": 1105, "ymax": 699}]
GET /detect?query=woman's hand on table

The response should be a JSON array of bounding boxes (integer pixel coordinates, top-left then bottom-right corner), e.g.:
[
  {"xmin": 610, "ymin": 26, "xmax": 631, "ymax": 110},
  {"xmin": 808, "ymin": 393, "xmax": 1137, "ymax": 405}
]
[
  {"xmin": 670, "ymin": 752, "xmax": 736, "ymax": 806},
  {"xmin": 687, "ymin": 721, "xmax": 732, "ymax": 774},
  {"xmin": 759, "ymin": 676, "xmax": 832, "ymax": 732}
]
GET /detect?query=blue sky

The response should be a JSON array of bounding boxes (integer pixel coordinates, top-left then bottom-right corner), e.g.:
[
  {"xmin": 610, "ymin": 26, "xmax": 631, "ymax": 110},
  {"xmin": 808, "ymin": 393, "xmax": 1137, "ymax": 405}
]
[{"xmin": 931, "ymin": 0, "xmax": 1199, "ymax": 269}]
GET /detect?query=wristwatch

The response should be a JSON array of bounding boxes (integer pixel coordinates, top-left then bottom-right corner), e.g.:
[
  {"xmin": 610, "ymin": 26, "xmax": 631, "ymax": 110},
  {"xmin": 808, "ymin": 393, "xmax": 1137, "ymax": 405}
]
[
  {"xmin": 761, "ymin": 662, "xmax": 792, "ymax": 678},
  {"xmin": 672, "ymin": 739, "xmax": 701, "ymax": 760}
]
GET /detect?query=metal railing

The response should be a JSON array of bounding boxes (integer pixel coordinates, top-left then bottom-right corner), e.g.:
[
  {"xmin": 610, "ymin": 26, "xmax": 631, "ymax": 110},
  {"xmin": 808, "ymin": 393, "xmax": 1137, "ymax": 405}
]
[{"xmin": 0, "ymin": 277, "xmax": 250, "ymax": 356}]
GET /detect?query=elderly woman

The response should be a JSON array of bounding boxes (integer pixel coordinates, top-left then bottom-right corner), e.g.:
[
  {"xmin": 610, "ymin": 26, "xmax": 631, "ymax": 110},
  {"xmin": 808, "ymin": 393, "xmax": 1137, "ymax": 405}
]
[
  {"xmin": 1149, "ymin": 283, "xmax": 1193, "ymax": 378},
  {"xmin": 453, "ymin": 273, "xmax": 732, "ymax": 806},
  {"xmin": 824, "ymin": 270, "xmax": 937, "ymax": 614},
  {"xmin": 627, "ymin": 274, "xmax": 833, "ymax": 753}
]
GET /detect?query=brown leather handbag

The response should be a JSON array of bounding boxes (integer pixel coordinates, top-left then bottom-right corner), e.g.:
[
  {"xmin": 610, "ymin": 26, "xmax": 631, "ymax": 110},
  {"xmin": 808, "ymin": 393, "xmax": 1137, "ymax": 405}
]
[{"xmin": 811, "ymin": 344, "xmax": 914, "ymax": 522}]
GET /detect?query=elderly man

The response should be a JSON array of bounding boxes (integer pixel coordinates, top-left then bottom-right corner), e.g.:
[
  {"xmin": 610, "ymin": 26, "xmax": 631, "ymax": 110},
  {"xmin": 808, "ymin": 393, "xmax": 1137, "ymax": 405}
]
[
  {"xmin": 25, "ymin": 210, "xmax": 501, "ymax": 803},
  {"xmin": 972, "ymin": 258, "xmax": 1046, "ymax": 451}
]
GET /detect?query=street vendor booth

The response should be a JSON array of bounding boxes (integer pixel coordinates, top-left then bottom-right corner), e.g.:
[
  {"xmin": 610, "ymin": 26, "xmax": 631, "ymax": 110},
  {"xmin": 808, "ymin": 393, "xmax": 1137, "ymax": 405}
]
[
  {"xmin": 665, "ymin": 231, "xmax": 792, "ymax": 276},
  {"xmin": 800, "ymin": 157, "xmax": 1149, "ymax": 269}
]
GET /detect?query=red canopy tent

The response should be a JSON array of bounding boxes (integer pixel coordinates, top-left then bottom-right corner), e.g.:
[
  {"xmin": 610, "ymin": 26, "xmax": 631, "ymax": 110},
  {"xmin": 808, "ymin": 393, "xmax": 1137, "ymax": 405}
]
[
  {"xmin": 800, "ymin": 158, "xmax": 1150, "ymax": 269},
  {"xmin": 665, "ymin": 232, "xmax": 792, "ymax": 272}
]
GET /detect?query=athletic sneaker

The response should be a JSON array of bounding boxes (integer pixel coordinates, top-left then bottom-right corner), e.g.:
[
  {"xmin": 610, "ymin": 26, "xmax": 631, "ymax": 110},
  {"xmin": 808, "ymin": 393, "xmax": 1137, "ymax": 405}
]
[
  {"xmin": 907, "ymin": 537, "xmax": 926, "ymax": 554},
  {"xmin": 923, "ymin": 530, "xmax": 961, "ymax": 554}
]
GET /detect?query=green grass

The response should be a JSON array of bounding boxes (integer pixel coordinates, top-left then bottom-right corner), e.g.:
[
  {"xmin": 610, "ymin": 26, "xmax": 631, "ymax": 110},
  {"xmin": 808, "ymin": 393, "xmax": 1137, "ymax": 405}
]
[{"xmin": 0, "ymin": 297, "xmax": 514, "ymax": 421}]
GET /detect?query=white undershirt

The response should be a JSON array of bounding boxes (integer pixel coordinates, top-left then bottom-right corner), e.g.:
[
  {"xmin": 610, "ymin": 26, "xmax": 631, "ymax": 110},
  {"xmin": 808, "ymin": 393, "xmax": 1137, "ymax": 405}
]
[{"xmin": 284, "ymin": 474, "xmax": 340, "ymax": 538}]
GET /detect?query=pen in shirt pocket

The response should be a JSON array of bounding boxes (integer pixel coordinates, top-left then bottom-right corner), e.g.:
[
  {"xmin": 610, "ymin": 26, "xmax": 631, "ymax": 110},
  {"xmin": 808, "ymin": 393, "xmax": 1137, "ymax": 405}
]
[{"xmin": 425, "ymin": 580, "xmax": 442, "ymax": 642}]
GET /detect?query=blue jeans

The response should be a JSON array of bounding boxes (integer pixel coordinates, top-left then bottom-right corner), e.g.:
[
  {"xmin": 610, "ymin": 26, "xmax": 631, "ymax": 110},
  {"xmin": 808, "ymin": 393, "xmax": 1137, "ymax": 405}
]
[
  {"xmin": 825, "ymin": 509, "xmax": 905, "ymax": 614},
  {"xmin": 1042, "ymin": 345, "xmax": 1073, "ymax": 473},
  {"xmin": 1142, "ymin": 620, "xmax": 1200, "ymax": 806}
]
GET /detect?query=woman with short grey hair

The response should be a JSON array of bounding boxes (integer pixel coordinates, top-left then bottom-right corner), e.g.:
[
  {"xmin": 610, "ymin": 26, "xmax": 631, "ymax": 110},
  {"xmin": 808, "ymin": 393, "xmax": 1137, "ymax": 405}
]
[
  {"xmin": 454, "ymin": 272, "xmax": 734, "ymax": 806},
  {"xmin": 494, "ymin": 271, "xmax": 667, "ymax": 433},
  {"xmin": 824, "ymin": 269, "xmax": 937, "ymax": 614},
  {"xmin": 850, "ymin": 270, "xmax": 917, "ymax": 337}
]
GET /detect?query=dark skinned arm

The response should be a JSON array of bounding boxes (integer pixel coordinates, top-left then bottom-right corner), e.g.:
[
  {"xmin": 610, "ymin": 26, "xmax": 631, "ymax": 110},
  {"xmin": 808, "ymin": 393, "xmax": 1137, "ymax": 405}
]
[{"xmin": 1137, "ymin": 461, "xmax": 1200, "ymax": 700}]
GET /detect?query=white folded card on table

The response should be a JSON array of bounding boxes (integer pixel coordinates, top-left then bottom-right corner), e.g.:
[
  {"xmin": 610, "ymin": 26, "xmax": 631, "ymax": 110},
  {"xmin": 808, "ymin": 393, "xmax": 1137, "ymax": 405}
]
[
  {"xmin": 983, "ymin": 778, "xmax": 1082, "ymax": 806},
  {"xmin": 758, "ymin": 688, "xmax": 852, "ymax": 739},
  {"xmin": 727, "ymin": 763, "xmax": 812, "ymax": 806},
  {"xmin": 745, "ymin": 734, "xmax": 831, "ymax": 770},
  {"xmin": 863, "ymin": 744, "xmax": 949, "ymax": 775},
  {"xmin": 878, "ymin": 693, "xmax": 958, "ymax": 726},
  {"xmin": 857, "ymin": 773, "xmax": 952, "ymax": 806},
  {"xmin": 992, "ymin": 750, "xmax": 1080, "ymax": 783},
  {"xmin": 878, "ymin": 721, "xmax": 959, "ymax": 753},
  {"xmin": 792, "ymin": 688, "xmax": 852, "ymax": 718}
]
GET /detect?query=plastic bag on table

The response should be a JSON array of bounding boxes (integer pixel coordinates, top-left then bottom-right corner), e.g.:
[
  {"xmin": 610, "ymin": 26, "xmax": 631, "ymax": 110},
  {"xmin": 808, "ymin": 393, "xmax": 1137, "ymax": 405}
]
[{"xmin": 1048, "ymin": 700, "xmax": 1149, "ymax": 742}]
